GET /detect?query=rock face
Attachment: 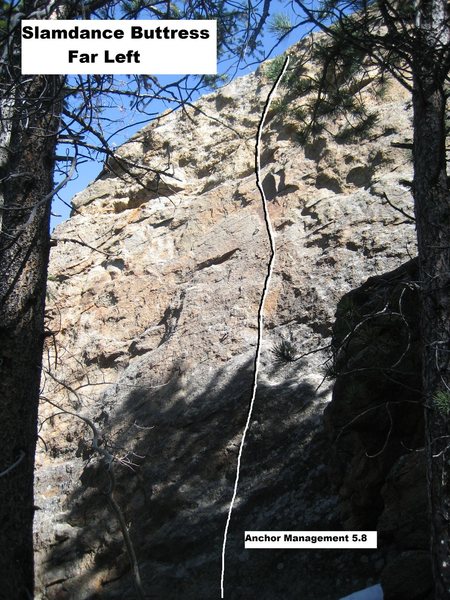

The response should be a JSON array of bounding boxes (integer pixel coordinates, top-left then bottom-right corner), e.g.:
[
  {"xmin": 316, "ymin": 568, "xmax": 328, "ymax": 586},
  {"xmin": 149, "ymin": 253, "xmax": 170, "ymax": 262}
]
[
  {"xmin": 35, "ymin": 41, "xmax": 418, "ymax": 599},
  {"xmin": 325, "ymin": 259, "xmax": 432, "ymax": 600}
]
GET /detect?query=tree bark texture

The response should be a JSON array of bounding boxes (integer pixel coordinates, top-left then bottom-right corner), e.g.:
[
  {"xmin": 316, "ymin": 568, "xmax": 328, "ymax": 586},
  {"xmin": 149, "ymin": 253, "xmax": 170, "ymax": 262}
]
[
  {"xmin": 0, "ymin": 72, "xmax": 61, "ymax": 598},
  {"xmin": 412, "ymin": 1, "xmax": 450, "ymax": 597}
]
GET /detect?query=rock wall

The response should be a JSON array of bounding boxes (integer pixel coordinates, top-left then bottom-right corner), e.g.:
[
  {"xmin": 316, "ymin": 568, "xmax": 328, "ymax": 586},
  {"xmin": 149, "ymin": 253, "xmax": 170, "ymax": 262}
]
[
  {"xmin": 35, "ymin": 42, "xmax": 418, "ymax": 599},
  {"xmin": 325, "ymin": 259, "xmax": 432, "ymax": 600}
]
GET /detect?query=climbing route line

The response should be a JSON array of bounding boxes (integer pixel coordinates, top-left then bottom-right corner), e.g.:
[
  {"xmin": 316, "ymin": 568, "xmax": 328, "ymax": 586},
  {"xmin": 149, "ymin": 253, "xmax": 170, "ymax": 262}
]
[{"xmin": 220, "ymin": 54, "xmax": 290, "ymax": 599}]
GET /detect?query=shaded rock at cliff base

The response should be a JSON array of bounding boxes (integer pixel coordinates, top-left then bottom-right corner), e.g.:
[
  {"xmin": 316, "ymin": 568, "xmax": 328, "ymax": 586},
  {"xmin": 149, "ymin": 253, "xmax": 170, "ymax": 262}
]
[
  {"xmin": 380, "ymin": 551, "xmax": 433, "ymax": 600},
  {"xmin": 326, "ymin": 258, "xmax": 431, "ymax": 599},
  {"xmin": 378, "ymin": 452, "xmax": 429, "ymax": 549},
  {"xmin": 325, "ymin": 258, "xmax": 423, "ymax": 527}
]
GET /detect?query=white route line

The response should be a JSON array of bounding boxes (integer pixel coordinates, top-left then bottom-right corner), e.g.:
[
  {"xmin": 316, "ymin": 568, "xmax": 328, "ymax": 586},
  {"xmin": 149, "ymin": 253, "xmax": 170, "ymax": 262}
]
[{"xmin": 220, "ymin": 54, "xmax": 290, "ymax": 599}]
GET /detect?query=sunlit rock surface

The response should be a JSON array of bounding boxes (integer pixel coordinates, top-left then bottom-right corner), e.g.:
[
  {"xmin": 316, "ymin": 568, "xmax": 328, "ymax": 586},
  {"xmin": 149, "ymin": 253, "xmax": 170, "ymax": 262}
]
[{"xmin": 35, "ymin": 41, "xmax": 417, "ymax": 599}]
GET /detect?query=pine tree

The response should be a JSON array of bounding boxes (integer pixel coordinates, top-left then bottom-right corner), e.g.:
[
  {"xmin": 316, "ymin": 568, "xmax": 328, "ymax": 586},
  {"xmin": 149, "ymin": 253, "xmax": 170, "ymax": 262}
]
[{"xmin": 0, "ymin": 1, "xmax": 254, "ymax": 595}]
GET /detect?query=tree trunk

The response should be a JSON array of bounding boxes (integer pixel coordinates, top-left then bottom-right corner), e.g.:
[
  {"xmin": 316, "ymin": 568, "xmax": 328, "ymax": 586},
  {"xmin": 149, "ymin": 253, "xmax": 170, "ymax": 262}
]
[
  {"xmin": 0, "ymin": 73, "xmax": 61, "ymax": 598},
  {"xmin": 412, "ymin": 1, "xmax": 450, "ymax": 596}
]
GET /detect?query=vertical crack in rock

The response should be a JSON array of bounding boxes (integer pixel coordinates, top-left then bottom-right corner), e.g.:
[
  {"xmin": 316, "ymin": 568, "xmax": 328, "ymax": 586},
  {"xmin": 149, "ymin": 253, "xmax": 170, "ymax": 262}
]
[{"xmin": 220, "ymin": 55, "xmax": 290, "ymax": 599}]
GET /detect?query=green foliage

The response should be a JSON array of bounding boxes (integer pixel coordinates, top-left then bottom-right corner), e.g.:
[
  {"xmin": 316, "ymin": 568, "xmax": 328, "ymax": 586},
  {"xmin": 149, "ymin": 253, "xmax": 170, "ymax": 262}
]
[
  {"xmin": 270, "ymin": 97, "xmax": 291, "ymax": 116},
  {"xmin": 433, "ymin": 390, "xmax": 450, "ymax": 416},
  {"xmin": 268, "ymin": 13, "xmax": 293, "ymax": 39},
  {"xmin": 264, "ymin": 54, "xmax": 289, "ymax": 83},
  {"xmin": 202, "ymin": 73, "xmax": 230, "ymax": 89},
  {"xmin": 263, "ymin": 0, "xmax": 417, "ymax": 146},
  {"xmin": 271, "ymin": 339, "xmax": 298, "ymax": 364},
  {"xmin": 260, "ymin": 14, "xmax": 385, "ymax": 145},
  {"xmin": 372, "ymin": 76, "xmax": 390, "ymax": 100},
  {"xmin": 336, "ymin": 113, "xmax": 379, "ymax": 142},
  {"xmin": 289, "ymin": 77, "xmax": 314, "ymax": 97},
  {"xmin": 314, "ymin": 33, "xmax": 368, "ymax": 84}
]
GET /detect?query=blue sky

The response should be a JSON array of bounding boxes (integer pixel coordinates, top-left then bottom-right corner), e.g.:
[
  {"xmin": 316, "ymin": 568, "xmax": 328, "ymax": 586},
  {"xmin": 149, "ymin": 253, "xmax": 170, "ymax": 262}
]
[{"xmin": 51, "ymin": 2, "xmax": 305, "ymax": 230}]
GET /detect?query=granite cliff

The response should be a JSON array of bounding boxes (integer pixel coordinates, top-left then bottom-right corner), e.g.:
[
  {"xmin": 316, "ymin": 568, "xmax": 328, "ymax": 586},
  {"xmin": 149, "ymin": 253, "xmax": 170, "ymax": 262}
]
[{"xmin": 35, "ymin": 42, "xmax": 421, "ymax": 599}]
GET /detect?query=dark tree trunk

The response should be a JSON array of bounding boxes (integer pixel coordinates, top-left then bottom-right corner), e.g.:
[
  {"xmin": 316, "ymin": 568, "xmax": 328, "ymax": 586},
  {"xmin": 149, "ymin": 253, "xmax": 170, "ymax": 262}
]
[
  {"xmin": 412, "ymin": 1, "xmax": 450, "ymax": 596},
  {"xmin": 0, "ymin": 73, "xmax": 61, "ymax": 598}
]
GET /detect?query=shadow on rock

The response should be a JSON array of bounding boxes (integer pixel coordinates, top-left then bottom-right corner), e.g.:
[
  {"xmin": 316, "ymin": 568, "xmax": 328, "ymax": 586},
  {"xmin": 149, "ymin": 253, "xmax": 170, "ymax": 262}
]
[{"xmin": 40, "ymin": 350, "xmax": 380, "ymax": 600}]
